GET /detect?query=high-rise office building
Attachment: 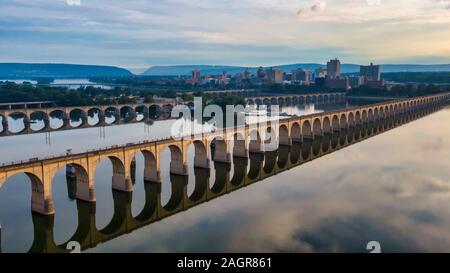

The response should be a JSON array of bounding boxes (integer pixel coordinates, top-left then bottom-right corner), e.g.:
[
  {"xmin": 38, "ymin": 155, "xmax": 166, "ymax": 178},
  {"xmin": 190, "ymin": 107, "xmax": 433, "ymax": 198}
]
[
  {"xmin": 292, "ymin": 68, "xmax": 311, "ymax": 84},
  {"xmin": 266, "ymin": 68, "xmax": 284, "ymax": 84},
  {"xmin": 192, "ymin": 70, "xmax": 201, "ymax": 80},
  {"xmin": 360, "ymin": 63, "xmax": 380, "ymax": 81},
  {"xmin": 327, "ymin": 58, "xmax": 341, "ymax": 79}
]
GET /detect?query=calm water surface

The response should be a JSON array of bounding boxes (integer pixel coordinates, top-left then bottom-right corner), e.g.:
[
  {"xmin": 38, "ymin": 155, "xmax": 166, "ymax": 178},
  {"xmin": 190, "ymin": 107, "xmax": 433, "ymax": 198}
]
[{"xmin": 3, "ymin": 100, "xmax": 448, "ymax": 253}]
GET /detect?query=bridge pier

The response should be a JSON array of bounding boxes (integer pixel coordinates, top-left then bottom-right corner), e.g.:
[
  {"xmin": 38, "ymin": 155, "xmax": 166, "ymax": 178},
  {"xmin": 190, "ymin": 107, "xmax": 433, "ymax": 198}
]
[
  {"xmin": 144, "ymin": 167, "xmax": 161, "ymax": 183},
  {"xmin": 170, "ymin": 161, "xmax": 189, "ymax": 176},
  {"xmin": 194, "ymin": 156, "xmax": 210, "ymax": 169},
  {"xmin": 112, "ymin": 173, "xmax": 133, "ymax": 192}
]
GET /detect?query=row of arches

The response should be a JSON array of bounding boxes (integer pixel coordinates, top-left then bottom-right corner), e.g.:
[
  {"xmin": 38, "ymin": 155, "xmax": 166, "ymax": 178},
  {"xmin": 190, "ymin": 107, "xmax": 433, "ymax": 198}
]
[
  {"xmin": 2, "ymin": 102, "xmax": 442, "ymax": 253},
  {"xmin": 0, "ymin": 104, "xmax": 175, "ymax": 135},
  {"xmin": 0, "ymin": 95, "xmax": 447, "ymax": 219},
  {"xmin": 246, "ymin": 93, "xmax": 345, "ymax": 106}
]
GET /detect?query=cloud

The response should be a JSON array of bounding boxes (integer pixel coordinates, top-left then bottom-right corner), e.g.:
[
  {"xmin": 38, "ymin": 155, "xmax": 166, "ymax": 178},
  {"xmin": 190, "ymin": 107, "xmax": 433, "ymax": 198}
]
[
  {"xmin": 1, "ymin": 0, "xmax": 450, "ymax": 67},
  {"xmin": 66, "ymin": 0, "xmax": 81, "ymax": 6}
]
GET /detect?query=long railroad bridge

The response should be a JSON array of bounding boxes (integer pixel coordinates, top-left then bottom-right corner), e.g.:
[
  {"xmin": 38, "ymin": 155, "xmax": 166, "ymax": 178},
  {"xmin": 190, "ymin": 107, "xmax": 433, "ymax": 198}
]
[
  {"xmin": 0, "ymin": 92, "xmax": 345, "ymax": 137},
  {"xmin": 0, "ymin": 93, "xmax": 448, "ymax": 217},
  {"xmin": 2, "ymin": 98, "xmax": 446, "ymax": 253}
]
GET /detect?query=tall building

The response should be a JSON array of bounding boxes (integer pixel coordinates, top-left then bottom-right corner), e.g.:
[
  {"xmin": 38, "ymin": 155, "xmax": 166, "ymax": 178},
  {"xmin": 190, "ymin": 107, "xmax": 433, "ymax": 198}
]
[
  {"xmin": 266, "ymin": 68, "xmax": 284, "ymax": 84},
  {"xmin": 292, "ymin": 68, "xmax": 311, "ymax": 84},
  {"xmin": 192, "ymin": 70, "xmax": 201, "ymax": 84},
  {"xmin": 360, "ymin": 63, "xmax": 380, "ymax": 81},
  {"xmin": 348, "ymin": 76, "xmax": 364, "ymax": 88},
  {"xmin": 326, "ymin": 58, "xmax": 341, "ymax": 79}
]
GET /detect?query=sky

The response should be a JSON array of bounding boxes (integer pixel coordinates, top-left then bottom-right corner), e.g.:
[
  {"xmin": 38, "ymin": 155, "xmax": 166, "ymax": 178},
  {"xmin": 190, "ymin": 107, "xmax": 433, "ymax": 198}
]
[{"xmin": 0, "ymin": 0, "xmax": 450, "ymax": 72}]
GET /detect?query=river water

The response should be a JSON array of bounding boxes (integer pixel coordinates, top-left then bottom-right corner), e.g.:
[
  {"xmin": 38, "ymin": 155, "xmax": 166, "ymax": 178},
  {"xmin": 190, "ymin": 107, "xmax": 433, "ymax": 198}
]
[{"xmin": 2, "ymin": 99, "xmax": 450, "ymax": 253}]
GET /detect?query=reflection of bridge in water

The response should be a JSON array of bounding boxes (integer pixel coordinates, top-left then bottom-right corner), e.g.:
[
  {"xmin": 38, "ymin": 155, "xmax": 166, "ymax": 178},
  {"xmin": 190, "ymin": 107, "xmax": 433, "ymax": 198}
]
[
  {"xmin": 0, "ymin": 92, "xmax": 345, "ymax": 137},
  {"xmin": 12, "ymin": 96, "xmax": 447, "ymax": 253}
]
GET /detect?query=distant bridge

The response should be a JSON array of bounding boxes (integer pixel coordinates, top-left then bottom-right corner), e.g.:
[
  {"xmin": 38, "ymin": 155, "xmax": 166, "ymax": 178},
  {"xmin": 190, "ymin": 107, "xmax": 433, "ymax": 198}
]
[
  {"xmin": 0, "ymin": 93, "xmax": 445, "ymax": 253},
  {"xmin": 0, "ymin": 93, "xmax": 447, "ymax": 218},
  {"xmin": 0, "ymin": 92, "xmax": 345, "ymax": 137}
]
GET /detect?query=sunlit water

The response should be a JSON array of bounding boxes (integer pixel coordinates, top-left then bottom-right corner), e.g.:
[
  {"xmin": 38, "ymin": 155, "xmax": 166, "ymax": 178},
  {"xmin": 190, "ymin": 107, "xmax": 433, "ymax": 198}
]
[{"xmin": 5, "ymin": 99, "xmax": 446, "ymax": 253}]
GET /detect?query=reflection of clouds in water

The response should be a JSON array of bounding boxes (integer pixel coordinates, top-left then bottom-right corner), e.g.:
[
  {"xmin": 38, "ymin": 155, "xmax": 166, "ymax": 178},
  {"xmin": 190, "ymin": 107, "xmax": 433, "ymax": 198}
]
[{"xmin": 91, "ymin": 109, "xmax": 450, "ymax": 253}]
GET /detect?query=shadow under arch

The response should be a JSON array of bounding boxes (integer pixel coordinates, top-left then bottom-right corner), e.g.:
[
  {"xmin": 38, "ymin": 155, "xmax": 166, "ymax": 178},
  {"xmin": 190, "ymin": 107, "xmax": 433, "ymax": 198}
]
[
  {"xmin": 210, "ymin": 162, "xmax": 230, "ymax": 194},
  {"xmin": 264, "ymin": 150, "xmax": 278, "ymax": 174},
  {"xmin": 231, "ymin": 157, "xmax": 248, "ymax": 187},
  {"xmin": 247, "ymin": 152, "xmax": 264, "ymax": 180},
  {"xmin": 301, "ymin": 139, "xmax": 312, "ymax": 160},
  {"xmin": 189, "ymin": 168, "xmax": 209, "ymax": 202},
  {"xmin": 277, "ymin": 145, "xmax": 290, "ymax": 169},
  {"xmin": 290, "ymin": 142, "xmax": 301, "ymax": 164}
]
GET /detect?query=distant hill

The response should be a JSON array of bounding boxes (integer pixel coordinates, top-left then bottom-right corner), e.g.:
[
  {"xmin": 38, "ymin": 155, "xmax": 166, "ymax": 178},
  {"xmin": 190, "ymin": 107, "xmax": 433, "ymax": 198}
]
[
  {"xmin": 143, "ymin": 63, "xmax": 450, "ymax": 76},
  {"xmin": 0, "ymin": 63, "xmax": 133, "ymax": 78}
]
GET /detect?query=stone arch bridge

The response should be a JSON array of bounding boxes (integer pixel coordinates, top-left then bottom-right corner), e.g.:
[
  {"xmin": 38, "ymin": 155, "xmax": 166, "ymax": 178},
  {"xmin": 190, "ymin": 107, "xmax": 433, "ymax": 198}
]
[
  {"xmin": 5, "ymin": 97, "xmax": 446, "ymax": 253},
  {"xmin": 0, "ymin": 92, "xmax": 345, "ymax": 137},
  {"xmin": 0, "ymin": 93, "xmax": 447, "ymax": 217}
]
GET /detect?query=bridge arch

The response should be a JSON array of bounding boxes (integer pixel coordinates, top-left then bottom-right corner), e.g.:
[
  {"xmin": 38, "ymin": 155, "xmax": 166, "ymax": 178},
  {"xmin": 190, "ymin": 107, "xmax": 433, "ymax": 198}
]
[
  {"xmin": 0, "ymin": 172, "xmax": 50, "ymax": 216},
  {"xmin": 313, "ymin": 118, "xmax": 322, "ymax": 136},
  {"xmin": 279, "ymin": 124, "xmax": 290, "ymax": 146},
  {"xmin": 120, "ymin": 106, "xmax": 135, "ymax": 122},
  {"xmin": 167, "ymin": 144, "xmax": 185, "ymax": 175},
  {"xmin": 149, "ymin": 104, "xmax": 163, "ymax": 120},
  {"xmin": 291, "ymin": 122, "xmax": 301, "ymax": 142},
  {"xmin": 69, "ymin": 108, "xmax": 87, "ymax": 128},
  {"xmin": 302, "ymin": 120, "xmax": 312, "ymax": 139},
  {"xmin": 374, "ymin": 108, "xmax": 379, "ymax": 120},
  {"xmin": 323, "ymin": 117, "xmax": 332, "ymax": 134},
  {"xmin": 332, "ymin": 115, "xmax": 340, "ymax": 131},
  {"xmin": 29, "ymin": 111, "xmax": 50, "ymax": 132},
  {"xmin": 49, "ymin": 109, "xmax": 69, "ymax": 129},
  {"xmin": 7, "ymin": 111, "xmax": 29, "ymax": 134},
  {"xmin": 285, "ymin": 97, "xmax": 292, "ymax": 106},
  {"xmin": 318, "ymin": 95, "xmax": 324, "ymax": 103},
  {"xmin": 348, "ymin": 112, "xmax": 355, "ymax": 127},
  {"xmin": 362, "ymin": 110, "xmax": 368, "ymax": 123},
  {"xmin": 87, "ymin": 107, "xmax": 103, "ymax": 126},
  {"xmin": 340, "ymin": 114, "xmax": 348, "ymax": 129},
  {"xmin": 135, "ymin": 105, "xmax": 149, "ymax": 122},
  {"xmin": 193, "ymin": 140, "xmax": 209, "ymax": 168},
  {"xmin": 368, "ymin": 109, "xmax": 374, "ymax": 122},
  {"xmin": 104, "ymin": 106, "xmax": 120, "ymax": 124},
  {"xmin": 355, "ymin": 111, "xmax": 361, "ymax": 125}
]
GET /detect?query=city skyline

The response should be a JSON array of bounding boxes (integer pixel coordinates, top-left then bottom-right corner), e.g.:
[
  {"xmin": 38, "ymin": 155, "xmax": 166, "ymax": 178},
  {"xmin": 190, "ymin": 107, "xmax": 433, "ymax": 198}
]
[{"xmin": 1, "ymin": 0, "xmax": 450, "ymax": 72}]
